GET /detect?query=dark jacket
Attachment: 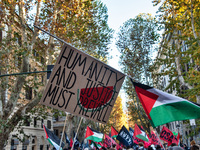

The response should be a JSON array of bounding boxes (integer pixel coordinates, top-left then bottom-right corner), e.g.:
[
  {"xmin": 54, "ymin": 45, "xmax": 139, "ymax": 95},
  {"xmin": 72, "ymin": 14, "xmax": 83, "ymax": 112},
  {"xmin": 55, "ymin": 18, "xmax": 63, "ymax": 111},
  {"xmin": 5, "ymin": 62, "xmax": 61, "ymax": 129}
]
[{"xmin": 190, "ymin": 144, "xmax": 200, "ymax": 150}]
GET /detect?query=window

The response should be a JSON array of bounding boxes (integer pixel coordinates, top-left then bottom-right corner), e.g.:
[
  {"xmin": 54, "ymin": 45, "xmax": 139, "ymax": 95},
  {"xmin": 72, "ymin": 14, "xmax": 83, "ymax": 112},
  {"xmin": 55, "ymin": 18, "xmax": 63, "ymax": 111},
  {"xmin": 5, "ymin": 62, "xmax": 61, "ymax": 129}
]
[
  {"xmin": 34, "ymin": 117, "xmax": 37, "ymax": 127},
  {"xmin": 54, "ymin": 129, "xmax": 58, "ymax": 136},
  {"xmin": 47, "ymin": 120, "xmax": 51, "ymax": 129},
  {"xmin": 25, "ymin": 86, "xmax": 32, "ymax": 100},
  {"xmin": 41, "ymin": 119, "xmax": 44, "ymax": 128},
  {"xmin": 24, "ymin": 116, "xmax": 30, "ymax": 126}
]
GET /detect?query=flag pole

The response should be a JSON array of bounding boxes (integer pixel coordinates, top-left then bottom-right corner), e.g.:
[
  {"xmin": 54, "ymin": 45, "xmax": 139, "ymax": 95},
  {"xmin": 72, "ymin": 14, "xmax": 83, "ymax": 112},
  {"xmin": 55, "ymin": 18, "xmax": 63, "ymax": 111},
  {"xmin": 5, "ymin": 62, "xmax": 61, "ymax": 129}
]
[
  {"xmin": 71, "ymin": 117, "xmax": 83, "ymax": 150},
  {"xmin": 59, "ymin": 114, "xmax": 69, "ymax": 150}
]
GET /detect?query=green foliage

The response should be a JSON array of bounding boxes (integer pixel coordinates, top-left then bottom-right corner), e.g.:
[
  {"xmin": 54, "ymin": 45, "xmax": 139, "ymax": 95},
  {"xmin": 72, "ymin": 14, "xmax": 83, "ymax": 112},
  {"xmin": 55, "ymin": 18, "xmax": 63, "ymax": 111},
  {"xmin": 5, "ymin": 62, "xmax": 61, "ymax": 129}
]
[
  {"xmin": 116, "ymin": 13, "xmax": 160, "ymax": 133},
  {"xmin": 152, "ymin": 0, "xmax": 200, "ymax": 103},
  {"xmin": 0, "ymin": 0, "xmax": 113, "ymax": 148}
]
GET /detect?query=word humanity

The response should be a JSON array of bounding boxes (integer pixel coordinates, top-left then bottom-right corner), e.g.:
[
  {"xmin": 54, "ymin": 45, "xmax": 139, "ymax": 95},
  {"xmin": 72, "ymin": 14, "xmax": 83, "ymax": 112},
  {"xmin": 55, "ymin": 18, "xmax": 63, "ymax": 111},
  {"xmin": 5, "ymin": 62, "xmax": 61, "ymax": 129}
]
[{"xmin": 41, "ymin": 44, "xmax": 125, "ymax": 123}]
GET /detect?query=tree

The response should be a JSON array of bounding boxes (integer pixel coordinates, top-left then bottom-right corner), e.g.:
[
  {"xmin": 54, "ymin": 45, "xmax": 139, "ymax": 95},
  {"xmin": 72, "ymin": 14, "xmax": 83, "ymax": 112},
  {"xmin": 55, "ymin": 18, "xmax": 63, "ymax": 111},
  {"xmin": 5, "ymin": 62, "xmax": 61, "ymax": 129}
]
[
  {"xmin": 152, "ymin": 0, "xmax": 200, "ymax": 103},
  {"xmin": 116, "ymin": 13, "xmax": 160, "ymax": 134},
  {"xmin": 0, "ymin": 0, "xmax": 113, "ymax": 148},
  {"xmin": 100, "ymin": 96, "xmax": 128, "ymax": 134}
]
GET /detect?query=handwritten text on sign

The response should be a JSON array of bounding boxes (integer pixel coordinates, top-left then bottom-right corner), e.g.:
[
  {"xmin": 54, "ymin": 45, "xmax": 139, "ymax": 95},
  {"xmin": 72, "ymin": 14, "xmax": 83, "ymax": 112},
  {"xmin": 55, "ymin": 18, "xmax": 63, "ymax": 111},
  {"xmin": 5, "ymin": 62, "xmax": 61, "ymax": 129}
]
[{"xmin": 40, "ymin": 44, "xmax": 125, "ymax": 123}]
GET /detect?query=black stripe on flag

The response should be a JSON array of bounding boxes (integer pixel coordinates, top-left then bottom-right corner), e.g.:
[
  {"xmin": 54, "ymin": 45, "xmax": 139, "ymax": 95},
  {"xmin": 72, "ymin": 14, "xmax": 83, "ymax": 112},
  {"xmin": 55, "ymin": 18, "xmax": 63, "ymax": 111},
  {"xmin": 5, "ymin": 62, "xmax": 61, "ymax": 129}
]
[{"xmin": 130, "ymin": 78, "xmax": 152, "ymax": 90}]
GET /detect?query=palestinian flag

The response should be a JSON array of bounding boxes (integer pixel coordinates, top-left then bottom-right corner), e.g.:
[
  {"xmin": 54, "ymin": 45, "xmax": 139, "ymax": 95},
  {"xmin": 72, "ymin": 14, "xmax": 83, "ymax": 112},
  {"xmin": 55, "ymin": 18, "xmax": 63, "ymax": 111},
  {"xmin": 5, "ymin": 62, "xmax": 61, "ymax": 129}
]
[
  {"xmin": 43, "ymin": 124, "xmax": 65, "ymax": 150},
  {"xmin": 131, "ymin": 79, "xmax": 200, "ymax": 127},
  {"xmin": 111, "ymin": 126, "xmax": 118, "ymax": 138},
  {"xmin": 85, "ymin": 126, "xmax": 103, "ymax": 142},
  {"xmin": 89, "ymin": 140, "xmax": 102, "ymax": 149},
  {"xmin": 134, "ymin": 124, "xmax": 149, "ymax": 142}
]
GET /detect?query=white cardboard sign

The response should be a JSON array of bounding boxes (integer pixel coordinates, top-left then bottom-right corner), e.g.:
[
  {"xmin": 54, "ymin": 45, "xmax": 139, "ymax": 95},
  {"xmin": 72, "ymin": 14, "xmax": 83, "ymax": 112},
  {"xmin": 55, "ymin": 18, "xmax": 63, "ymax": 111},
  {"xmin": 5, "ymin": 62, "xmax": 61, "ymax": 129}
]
[{"xmin": 40, "ymin": 44, "xmax": 125, "ymax": 123}]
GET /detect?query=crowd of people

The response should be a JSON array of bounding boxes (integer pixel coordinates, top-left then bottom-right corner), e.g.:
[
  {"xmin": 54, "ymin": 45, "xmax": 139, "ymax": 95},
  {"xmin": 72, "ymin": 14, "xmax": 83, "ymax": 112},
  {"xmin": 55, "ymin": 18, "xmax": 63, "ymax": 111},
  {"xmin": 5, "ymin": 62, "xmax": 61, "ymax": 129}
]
[
  {"xmin": 54, "ymin": 140, "xmax": 200, "ymax": 150},
  {"xmin": 97, "ymin": 140, "xmax": 200, "ymax": 150}
]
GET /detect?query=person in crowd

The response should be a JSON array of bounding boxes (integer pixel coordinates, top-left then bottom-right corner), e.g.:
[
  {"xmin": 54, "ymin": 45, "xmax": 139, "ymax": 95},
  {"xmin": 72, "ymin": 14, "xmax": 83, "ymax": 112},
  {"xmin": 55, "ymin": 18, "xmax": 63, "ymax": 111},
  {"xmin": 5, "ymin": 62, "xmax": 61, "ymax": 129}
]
[
  {"xmin": 102, "ymin": 146, "xmax": 107, "ymax": 150},
  {"xmin": 184, "ymin": 144, "xmax": 189, "ymax": 150},
  {"xmin": 168, "ymin": 143, "xmax": 177, "ymax": 150},
  {"xmin": 190, "ymin": 140, "xmax": 200, "ymax": 150},
  {"xmin": 138, "ymin": 142, "xmax": 145, "ymax": 150},
  {"xmin": 172, "ymin": 146, "xmax": 184, "ymax": 150},
  {"xmin": 156, "ymin": 145, "xmax": 162, "ymax": 150},
  {"xmin": 148, "ymin": 145, "xmax": 154, "ymax": 150},
  {"xmin": 127, "ymin": 145, "xmax": 134, "ymax": 150},
  {"xmin": 110, "ymin": 144, "xmax": 117, "ymax": 150},
  {"xmin": 123, "ymin": 145, "xmax": 127, "ymax": 150}
]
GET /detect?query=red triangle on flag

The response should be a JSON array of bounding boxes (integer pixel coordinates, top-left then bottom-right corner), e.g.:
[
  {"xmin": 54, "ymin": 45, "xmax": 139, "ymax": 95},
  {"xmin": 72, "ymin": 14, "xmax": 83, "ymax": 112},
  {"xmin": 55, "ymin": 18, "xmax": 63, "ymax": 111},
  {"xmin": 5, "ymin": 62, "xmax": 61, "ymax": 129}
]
[
  {"xmin": 85, "ymin": 126, "xmax": 94, "ymax": 139},
  {"xmin": 111, "ymin": 126, "xmax": 118, "ymax": 137},
  {"xmin": 134, "ymin": 86, "xmax": 158, "ymax": 120},
  {"xmin": 134, "ymin": 124, "xmax": 142, "ymax": 137}
]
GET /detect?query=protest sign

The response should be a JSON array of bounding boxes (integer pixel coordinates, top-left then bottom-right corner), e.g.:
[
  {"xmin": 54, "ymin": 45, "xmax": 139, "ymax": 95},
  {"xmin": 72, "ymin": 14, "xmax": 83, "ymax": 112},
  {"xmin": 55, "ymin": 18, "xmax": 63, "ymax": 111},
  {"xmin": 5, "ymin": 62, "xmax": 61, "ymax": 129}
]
[{"xmin": 40, "ymin": 44, "xmax": 125, "ymax": 123}]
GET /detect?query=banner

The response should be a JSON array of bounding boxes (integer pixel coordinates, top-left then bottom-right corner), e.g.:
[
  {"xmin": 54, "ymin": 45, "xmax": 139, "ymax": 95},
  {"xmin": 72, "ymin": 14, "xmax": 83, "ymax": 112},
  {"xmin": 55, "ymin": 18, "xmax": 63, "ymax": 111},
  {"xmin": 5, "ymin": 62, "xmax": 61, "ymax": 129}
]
[
  {"xmin": 150, "ymin": 131, "xmax": 162, "ymax": 147},
  {"xmin": 133, "ymin": 137, "xmax": 142, "ymax": 144},
  {"xmin": 103, "ymin": 134, "xmax": 121, "ymax": 150},
  {"xmin": 40, "ymin": 44, "xmax": 125, "ymax": 123},
  {"xmin": 159, "ymin": 126, "xmax": 177, "ymax": 146},
  {"xmin": 129, "ymin": 127, "xmax": 134, "ymax": 139},
  {"xmin": 116, "ymin": 126, "xmax": 134, "ymax": 147}
]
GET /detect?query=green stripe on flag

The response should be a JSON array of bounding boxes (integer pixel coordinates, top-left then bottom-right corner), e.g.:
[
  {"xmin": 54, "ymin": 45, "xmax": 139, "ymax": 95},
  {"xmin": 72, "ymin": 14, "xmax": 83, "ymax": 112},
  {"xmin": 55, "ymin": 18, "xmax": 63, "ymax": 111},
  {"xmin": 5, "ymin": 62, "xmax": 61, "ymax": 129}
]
[
  {"xmin": 86, "ymin": 136, "xmax": 103, "ymax": 142},
  {"xmin": 150, "ymin": 101, "xmax": 200, "ymax": 127}
]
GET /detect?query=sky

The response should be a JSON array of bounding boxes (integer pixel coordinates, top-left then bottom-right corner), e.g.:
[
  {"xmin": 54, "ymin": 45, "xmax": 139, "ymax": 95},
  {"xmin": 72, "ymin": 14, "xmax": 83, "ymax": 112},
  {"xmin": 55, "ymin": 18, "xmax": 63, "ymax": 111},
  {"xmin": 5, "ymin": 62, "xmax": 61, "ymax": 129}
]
[
  {"xmin": 101, "ymin": 0, "xmax": 159, "ymax": 70},
  {"xmin": 100, "ymin": 0, "xmax": 159, "ymax": 108}
]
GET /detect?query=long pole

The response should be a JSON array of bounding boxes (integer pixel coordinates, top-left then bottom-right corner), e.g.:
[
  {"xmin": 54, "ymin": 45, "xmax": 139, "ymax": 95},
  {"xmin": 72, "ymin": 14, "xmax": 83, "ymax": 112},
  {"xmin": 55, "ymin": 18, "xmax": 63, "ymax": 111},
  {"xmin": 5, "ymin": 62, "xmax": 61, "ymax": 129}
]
[
  {"xmin": 71, "ymin": 117, "xmax": 83, "ymax": 150},
  {"xmin": 59, "ymin": 114, "xmax": 68, "ymax": 150},
  {"xmin": 34, "ymin": 25, "xmax": 69, "ymax": 45}
]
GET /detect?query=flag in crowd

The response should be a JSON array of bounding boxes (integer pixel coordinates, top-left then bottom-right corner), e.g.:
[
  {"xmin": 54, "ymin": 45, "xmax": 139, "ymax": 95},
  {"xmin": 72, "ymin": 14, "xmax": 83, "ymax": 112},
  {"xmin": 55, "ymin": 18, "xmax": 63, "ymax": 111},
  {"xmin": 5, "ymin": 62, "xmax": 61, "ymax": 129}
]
[
  {"xmin": 43, "ymin": 123, "xmax": 185, "ymax": 150},
  {"xmin": 70, "ymin": 138, "xmax": 73, "ymax": 147},
  {"xmin": 129, "ymin": 127, "xmax": 134, "ymax": 140},
  {"xmin": 85, "ymin": 126, "xmax": 104, "ymax": 142},
  {"xmin": 43, "ymin": 124, "xmax": 65, "ymax": 150},
  {"xmin": 130, "ymin": 79, "xmax": 200, "ymax": 127},
  {"xmin": 73, "ymin": 131, "xmax": 80, "ymax": 147},
  {"xmin": 160, "ymin": 126, "xmax": 179, "ymax": 146},
  {"xmin": 150, "ymin": 131, "xmax": 162, "ymax": 147},
  {"xmin": 104, "ymin": 134, "xmax": 119, "ymax": 148},
  {"xmin": 89, "ymin": 140, "xmax": 102, "ymax": 149},
  {"xmin": 134, "ymin": 124, "xmax": 149, "ymax": 142},
  {"xmin": 111, "ymin": 126, "xmax": 118, "ymax": 138},
  {"xmin": 116, "ymin": 125, "xmax": 134, "ymax": 147},
  {"xmin": 64, "ymin": 131, "xmax": 70, "ymax": 144}
]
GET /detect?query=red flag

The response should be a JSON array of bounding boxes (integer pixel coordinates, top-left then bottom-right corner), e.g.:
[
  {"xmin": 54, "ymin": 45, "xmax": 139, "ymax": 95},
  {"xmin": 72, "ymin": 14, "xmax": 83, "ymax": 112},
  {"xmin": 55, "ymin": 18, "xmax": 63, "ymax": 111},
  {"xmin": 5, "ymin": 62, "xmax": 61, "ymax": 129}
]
[
  {"xmin": 103, "ymin": 134, "xmax": 121, "ymax": 150},
  {"xmin": 177, "ymin": 133, "xmax": 180, "ymax": 144},
  {"xmin": 70, "ymin": 138, "xmax": 73, "ymax": 147},
  {"xmin": 111, "ymin": 126, "xmax": 118, "ymax": 138},
  {"xmin": 150, "ymin": 131, "xmax": 162, "ymax": 147},
  {"xmin": 133, "ymin": 137, "xmax": 143, "ymax": 144},
  {"xmin": 134, "ymin": 124, "xmax": 142, "ymax": 137},
  {"xmin": 160, "ymin": 126, "xmax": 176, "ymax": 146}
]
